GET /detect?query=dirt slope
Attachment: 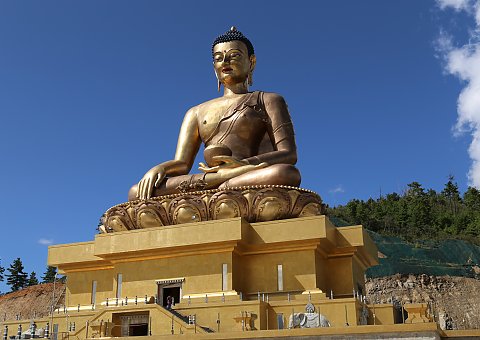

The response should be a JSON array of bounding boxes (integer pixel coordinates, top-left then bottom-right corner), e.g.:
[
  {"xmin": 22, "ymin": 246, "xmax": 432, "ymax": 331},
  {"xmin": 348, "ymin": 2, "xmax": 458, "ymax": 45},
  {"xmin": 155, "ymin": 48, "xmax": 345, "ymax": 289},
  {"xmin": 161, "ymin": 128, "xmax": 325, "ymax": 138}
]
[
  {"xmin": 0, "ymin": 283, "xmax": 65, "ymax": 321},
  {"xmin": 366, "ymin": 274, "xmax": 480, "ymax": 330}
]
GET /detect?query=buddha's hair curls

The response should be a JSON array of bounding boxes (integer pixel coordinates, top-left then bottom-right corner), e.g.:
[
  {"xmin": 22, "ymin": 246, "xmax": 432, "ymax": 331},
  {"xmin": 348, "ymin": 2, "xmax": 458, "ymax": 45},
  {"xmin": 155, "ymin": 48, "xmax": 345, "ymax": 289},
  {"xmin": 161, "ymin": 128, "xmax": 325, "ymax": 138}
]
[{"xmin": 212, "ymin": 27, "xmax": 254, "ymax": 57}]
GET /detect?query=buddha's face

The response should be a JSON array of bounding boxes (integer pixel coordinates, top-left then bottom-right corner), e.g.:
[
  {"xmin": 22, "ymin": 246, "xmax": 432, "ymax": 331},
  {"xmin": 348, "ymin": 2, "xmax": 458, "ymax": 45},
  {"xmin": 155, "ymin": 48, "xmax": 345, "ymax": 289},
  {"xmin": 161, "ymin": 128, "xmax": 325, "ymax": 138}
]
[{"xmin": 213, "ymin": 41, "xmax": 255, "ymax": 87}]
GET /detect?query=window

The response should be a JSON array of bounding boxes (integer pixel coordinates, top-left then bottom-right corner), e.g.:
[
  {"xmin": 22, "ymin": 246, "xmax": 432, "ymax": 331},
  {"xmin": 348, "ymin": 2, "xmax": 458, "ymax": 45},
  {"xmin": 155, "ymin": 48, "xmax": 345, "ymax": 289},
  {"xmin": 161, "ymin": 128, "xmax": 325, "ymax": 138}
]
[
  {"xmin": 222, "ymin": 263, "xmax": 228, "ymax": 291},
  {"xmin": 277, "ymin": 314, "xmax": 284, "ymax": 329},
  {"xmin": 91, "ymin": 280, "xmax": 97, "ymax": 305},
  {"xmin": 277, "ymin": 265, "xmax": 283, "ymax": 291},
  {"xmin": 116, "ymin": 274, "xmax": 123, "ymax": 299}
]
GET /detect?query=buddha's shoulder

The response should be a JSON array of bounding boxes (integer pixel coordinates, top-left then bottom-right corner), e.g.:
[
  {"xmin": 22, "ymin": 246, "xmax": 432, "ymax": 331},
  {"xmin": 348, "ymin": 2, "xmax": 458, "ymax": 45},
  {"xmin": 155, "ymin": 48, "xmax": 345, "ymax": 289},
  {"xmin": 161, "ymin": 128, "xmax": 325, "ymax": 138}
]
[
  {"xmin": 260, "ymin": 91, "xmax": 287, "ymax": 105},
  {"xmin": 186, "ymin": 97, "xmax": 225, "ymax": 115}
]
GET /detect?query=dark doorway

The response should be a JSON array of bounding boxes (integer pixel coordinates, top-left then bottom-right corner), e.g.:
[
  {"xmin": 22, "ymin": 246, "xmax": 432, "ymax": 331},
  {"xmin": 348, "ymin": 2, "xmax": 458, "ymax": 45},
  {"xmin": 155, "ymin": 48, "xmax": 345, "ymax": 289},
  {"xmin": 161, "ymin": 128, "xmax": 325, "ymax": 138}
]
[
  {"xmin": 162, "ymin": 286, "xmax": 181, "ymax": 307},
  {"xmin": 129, "ymin": 323, "xmax": 148, "ymax": 336}
]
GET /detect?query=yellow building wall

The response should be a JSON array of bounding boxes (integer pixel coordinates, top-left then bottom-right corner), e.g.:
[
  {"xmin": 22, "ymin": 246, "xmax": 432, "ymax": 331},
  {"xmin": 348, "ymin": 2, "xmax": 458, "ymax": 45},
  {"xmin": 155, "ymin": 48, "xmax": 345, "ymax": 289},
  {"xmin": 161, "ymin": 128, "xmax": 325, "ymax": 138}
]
[
  {"xmin": 237, "ymin": 250, "xmax": 316, "ymax": 294},
  {"xmin": 368, "ymin": 304, "xmax": 395, "ymax": 325},
  {"xmin": 67, "ymin": 269, "xmax": 114, "ymax": 306},
  {"xmin": 64, "ymin": 252, "xmax": 235, "ymax": 307},
  {"xmin": 314, "ymin": 251, "xmax": 328, "ymax": 292},
  {"xmin": 232, "ymin": 252, "xmax": 243, "ymax": 292},
  {"xmin": 176, "ymin": 301, "xmax": 263, "ymax": 332},
  {"xmin": 352, "ymin": 256, "xmax": 367, "ymax": 295},
  {"xmin": 114, "ymin": 252, "xmax": 232, "ymax": 299},
  {"xmin": 327, "ymin": 256, "xmax": 353, "ymax": 297}
]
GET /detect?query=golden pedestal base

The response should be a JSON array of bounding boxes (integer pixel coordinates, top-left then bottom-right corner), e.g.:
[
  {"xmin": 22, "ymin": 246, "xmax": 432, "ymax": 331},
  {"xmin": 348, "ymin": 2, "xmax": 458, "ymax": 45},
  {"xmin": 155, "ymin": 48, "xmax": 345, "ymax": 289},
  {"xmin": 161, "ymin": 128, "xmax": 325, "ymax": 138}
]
[
  {"xmin": 0, "ymin": 215, "xmax": 455, "ymax": 338},
  {"xmin": 45, "ymin": 215, "xmax": 389, "ymax": 335},
  {"xmin": 2, "ymin": 204, "xmax": 473, "ymax": 338}
]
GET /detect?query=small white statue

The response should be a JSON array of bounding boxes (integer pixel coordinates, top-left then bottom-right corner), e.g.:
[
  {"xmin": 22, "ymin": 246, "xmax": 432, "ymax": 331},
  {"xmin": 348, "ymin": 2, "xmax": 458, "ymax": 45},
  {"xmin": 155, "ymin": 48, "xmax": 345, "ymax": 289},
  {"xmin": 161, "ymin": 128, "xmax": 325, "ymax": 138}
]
[{"xmin": 288, "ymin": 303, "xmax": 330, "ymax": 328}]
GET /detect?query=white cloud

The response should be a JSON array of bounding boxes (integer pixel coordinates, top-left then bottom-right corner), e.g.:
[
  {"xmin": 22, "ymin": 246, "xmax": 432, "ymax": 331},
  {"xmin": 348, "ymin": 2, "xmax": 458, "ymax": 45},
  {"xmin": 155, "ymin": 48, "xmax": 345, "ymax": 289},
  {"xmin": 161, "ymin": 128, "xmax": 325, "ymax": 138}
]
[
  {"xmin": 437, "ymin": 0, "xmax": 480, "ymax": 188},
  {"xmin": 38, "ymin": 238, "xmax": 53, "ymax": 245},
  {"xmin": 435, "ymin": 30, "xmax": 453, "ymax": 60},
  {"xmin": 329, "ymin": 185, "xmax": 345, "ymax": 194},
  {"xmin": 437, "ymin": 0, "xmax": 472, "ymax": 11}
]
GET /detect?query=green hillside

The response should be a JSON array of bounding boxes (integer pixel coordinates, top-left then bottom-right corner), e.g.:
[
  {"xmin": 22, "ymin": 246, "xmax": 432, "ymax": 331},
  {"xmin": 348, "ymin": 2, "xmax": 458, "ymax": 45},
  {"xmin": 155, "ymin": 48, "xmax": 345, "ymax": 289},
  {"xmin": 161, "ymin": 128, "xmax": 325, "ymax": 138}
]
[
  {"xmin": 327, "ymin": 177, "xmax": 480, "ymax": 278},
  {"xmin": 365, "ymin": 231, "xmax": 480, "ymax": 278}
]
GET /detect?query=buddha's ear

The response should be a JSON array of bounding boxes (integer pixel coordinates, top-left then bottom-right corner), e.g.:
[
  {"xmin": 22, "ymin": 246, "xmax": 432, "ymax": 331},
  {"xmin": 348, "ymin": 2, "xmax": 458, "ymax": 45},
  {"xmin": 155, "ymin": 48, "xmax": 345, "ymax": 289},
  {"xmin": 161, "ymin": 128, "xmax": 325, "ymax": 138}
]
[{"xmin": 249, "ymin": 55, "xmax": 256, "ymax": 72}]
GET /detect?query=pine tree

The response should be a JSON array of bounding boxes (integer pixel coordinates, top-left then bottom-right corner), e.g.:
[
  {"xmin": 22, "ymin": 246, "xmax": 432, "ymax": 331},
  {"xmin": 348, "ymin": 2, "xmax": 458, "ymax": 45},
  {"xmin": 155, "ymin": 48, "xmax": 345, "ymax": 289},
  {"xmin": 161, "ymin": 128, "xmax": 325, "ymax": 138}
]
[
  {"xmin": 27, "ymin": 271, "xmax": 39, "ymax": 286},
  {"xmin": 42, "ymin": 266, "xmax": 57, "ymax": 283},
  {"xmin": 0, "ymin": 260, "xmax": 5, "ymax": 282},
  {"xmin": 442, "ymin": 175, "xmax": 461, "ymax": 216},
  {"xmin": 464, "ymin": 186, "xmax": 480, "ymax": 211},
  {"xmin": 405, "ymin": 182, "xmax": 432, "ymax": 238},
  {"xmin": 6, "ymin": 258, "xmax": 28, "ymax": 291}
]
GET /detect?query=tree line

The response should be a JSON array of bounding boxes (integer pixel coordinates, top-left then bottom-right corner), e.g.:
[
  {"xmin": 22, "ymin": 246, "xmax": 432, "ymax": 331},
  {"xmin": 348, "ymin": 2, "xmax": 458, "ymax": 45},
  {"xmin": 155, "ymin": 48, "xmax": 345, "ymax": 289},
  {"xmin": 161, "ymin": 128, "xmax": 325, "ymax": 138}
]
[
  {"xmin": 327, "ymin": 176, "xmax": 480, "ymax": 244},
  {"xmin": 0, "ymin": 258, "xmax": 58, "ymax": 293}
]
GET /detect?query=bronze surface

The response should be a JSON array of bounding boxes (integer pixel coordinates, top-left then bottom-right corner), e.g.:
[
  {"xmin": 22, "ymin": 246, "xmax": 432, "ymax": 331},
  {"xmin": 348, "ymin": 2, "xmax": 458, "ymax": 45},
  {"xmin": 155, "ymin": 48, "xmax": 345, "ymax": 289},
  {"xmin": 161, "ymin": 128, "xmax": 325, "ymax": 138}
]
[
  {"xmin": 105, "ymin": 186, "xmax": 323, "ymax": 233},
  {"xmin": 132, "ymin": 36, "xmax": 300, "ymax": 201}
]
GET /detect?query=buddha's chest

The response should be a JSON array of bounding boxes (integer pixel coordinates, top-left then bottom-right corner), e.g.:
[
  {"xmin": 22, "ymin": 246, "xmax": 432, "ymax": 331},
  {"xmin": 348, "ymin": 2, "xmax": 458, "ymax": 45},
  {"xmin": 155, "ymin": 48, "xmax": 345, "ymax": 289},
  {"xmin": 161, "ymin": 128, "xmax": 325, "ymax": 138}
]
[
  {"xmin": 197, "ymin": 101, "xmax": 232, "ymax": 139},
  {"xmin": 197, "ymin": 96, "xmax": 269, "ymax": 144}
]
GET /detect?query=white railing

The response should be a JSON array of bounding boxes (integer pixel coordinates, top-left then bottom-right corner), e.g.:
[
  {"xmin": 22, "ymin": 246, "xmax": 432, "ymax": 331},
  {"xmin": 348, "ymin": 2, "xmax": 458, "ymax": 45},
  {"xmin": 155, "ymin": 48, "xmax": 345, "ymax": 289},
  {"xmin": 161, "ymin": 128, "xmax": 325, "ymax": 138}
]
[{"xmin": 53, "ymin": 295, "xmax": 155, "ymax": 314}]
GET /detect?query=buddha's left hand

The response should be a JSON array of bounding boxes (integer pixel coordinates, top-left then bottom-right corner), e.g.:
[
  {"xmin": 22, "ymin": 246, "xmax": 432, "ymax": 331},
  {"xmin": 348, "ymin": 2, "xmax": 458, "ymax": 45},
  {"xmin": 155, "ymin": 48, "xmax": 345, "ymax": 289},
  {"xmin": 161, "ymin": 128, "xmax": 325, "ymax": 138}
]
[{"xmin": 199, "ymin": 155, "xmax": 249, "ymax": 173}]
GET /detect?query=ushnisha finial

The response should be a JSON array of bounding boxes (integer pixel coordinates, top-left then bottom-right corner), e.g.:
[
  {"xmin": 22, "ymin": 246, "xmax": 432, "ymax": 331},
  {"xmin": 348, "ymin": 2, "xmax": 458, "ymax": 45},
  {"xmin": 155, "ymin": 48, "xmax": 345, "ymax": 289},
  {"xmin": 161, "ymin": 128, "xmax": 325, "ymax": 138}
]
[{"xmin": 212, "ymin": 27, "xmax": 254, "ymax": 56}]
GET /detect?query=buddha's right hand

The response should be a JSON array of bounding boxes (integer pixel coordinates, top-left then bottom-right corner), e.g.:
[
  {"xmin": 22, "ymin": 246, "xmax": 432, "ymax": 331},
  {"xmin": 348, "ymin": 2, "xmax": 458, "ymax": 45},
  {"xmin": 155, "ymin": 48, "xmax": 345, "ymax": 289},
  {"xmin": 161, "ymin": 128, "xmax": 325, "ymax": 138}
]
[
  {"xmin": 137, "ymin": 166, "xmax": 166, "ymax": 200},
  {"xmin": 199, "ymin": 155, "xmax": 249, "ymax": 173}
]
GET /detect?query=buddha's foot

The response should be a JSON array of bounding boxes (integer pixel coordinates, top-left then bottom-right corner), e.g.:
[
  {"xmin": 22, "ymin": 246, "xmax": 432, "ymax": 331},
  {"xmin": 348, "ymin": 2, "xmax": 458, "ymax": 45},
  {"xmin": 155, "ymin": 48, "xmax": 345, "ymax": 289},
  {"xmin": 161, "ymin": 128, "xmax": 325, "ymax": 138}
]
[{"xmin": 101, "ymin": 185, "xmax": 324, "ymax": 233}]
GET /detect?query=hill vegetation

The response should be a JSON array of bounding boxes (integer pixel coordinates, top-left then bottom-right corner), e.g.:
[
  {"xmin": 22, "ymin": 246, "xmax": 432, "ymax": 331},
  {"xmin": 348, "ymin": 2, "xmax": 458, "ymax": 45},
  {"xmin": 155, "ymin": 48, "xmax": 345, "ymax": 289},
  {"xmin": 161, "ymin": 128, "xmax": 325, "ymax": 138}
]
[
  {"xmin": 327, "ymin": 176, "xmax": 480, "ymax": 244},
  {"xmin": 0, "ymin": 261, "xmax": 59, "ymax": 294},
  {"xmin": 327, "ymin": 177, "xmax": 480, "ymax": 279}
]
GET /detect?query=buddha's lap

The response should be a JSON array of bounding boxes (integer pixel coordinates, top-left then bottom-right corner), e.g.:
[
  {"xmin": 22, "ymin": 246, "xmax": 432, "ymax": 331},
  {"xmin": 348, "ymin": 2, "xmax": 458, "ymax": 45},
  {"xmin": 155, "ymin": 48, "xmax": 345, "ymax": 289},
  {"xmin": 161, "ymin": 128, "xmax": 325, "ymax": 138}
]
[{"xmin": 128, "ymin": 164, "xmax": 300, "ymax": 199}]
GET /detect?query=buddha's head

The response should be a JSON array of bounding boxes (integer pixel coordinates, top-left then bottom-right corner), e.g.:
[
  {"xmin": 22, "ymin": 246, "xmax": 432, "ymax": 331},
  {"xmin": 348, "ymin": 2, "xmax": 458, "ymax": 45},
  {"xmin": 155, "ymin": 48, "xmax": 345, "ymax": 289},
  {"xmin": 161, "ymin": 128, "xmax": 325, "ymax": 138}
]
[{"xmin": 212, "ymin": 27, "xmax": 256, "ymax": 89}]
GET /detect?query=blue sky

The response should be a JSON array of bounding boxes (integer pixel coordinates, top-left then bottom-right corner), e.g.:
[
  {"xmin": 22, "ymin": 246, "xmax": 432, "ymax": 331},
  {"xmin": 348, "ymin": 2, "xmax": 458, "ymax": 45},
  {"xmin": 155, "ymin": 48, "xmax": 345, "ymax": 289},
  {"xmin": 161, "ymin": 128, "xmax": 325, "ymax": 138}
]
[{"xmin": 0, "ymin": 1, "xmax": 478, "ymax": 292}]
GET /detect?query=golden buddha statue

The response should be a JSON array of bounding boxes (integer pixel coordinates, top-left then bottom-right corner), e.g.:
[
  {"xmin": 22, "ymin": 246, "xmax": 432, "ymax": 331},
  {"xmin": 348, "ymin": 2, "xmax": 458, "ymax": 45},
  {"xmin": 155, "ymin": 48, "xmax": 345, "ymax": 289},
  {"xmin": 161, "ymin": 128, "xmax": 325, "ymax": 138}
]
[{"xmin": 129, "ymin": 27, "xmax": 301, "ymax": 201}]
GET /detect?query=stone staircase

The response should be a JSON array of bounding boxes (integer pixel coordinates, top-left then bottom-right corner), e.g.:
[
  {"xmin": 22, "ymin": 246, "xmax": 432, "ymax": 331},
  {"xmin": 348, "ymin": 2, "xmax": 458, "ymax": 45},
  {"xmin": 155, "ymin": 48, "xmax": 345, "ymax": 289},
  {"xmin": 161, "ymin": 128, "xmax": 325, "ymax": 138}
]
[
  {"xmin": 67, "ymin": 303, "xmax": 210, "ymax": 338},
  {"xmin": 165, "ymin": 307, "xmax": 215, "ymax": 333}
]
